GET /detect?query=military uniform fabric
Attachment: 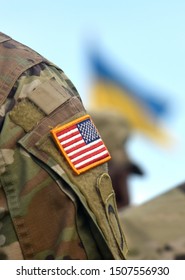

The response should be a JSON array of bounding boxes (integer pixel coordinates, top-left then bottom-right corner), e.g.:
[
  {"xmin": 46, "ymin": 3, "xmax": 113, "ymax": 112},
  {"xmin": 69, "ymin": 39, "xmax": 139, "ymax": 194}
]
[
  {"xmin": 119, "ymin": 184, "xmax": 185, "ymax": 260},
  {"xmin": 0, "ymin": 32, "xmax": 127, "ymax": 260}
]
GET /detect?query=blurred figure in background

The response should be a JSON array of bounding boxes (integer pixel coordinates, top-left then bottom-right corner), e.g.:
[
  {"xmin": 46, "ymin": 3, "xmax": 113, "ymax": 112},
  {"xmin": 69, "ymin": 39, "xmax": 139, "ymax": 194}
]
[{"xmin": 90, "ymin": 110, "xmax": 144, "ymax": 209}]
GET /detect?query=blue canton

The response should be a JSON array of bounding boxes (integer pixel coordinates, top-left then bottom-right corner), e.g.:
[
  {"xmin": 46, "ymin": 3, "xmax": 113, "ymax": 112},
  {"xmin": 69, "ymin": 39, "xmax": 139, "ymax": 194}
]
[{"xmin": 77, "ymin": 118, "xmax": 100, "ymax": 144}]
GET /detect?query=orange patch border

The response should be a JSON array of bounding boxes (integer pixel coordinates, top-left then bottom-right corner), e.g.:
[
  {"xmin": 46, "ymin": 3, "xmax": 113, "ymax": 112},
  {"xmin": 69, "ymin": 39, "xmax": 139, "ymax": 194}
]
[{"xmin": 50, "ymin": 114, "xmax": 111, "ymax": 175}]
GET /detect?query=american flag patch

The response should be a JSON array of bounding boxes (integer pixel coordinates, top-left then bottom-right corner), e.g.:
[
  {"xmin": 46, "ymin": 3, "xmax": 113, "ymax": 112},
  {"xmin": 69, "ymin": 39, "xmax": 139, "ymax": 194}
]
[{"xmin": 50, "ymin": 115, "xmax": 111, "ymax": 174}]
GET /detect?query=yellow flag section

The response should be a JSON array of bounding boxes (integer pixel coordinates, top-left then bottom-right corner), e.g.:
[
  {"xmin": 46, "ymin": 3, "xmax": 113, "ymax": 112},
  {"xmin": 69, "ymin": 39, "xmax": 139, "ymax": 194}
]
[{"xmin": 90, "ymin": 80, "xmax": 173, "ymax": 147}]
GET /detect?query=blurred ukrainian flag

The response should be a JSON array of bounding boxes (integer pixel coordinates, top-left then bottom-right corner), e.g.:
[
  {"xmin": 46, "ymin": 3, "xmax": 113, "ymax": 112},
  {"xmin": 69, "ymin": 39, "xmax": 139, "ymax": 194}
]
[{"xmin": 88, "ymin": 50, "xmax": 173, "ymax": 146}]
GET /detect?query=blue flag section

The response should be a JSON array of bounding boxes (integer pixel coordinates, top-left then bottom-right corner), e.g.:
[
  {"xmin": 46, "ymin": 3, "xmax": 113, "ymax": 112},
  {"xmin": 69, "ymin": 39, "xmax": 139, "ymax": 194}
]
[{"xmin": 88, "ymin": 51, "xmax": 173, "ymax": 146}]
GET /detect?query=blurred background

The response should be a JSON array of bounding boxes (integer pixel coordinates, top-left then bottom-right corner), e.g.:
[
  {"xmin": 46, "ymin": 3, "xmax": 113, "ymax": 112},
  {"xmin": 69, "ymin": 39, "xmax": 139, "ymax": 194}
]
[{"xmin": 1, "ymin": 0, "xmax": 185, "ymax": 205}]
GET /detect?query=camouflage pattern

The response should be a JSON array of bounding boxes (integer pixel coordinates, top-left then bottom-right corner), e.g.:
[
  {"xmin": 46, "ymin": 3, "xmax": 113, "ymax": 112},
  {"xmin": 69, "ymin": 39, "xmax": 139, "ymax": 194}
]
[
  {"xmin": 119, "ymin": 183, "xmax": 185, "ymax": 259},
  {"xmin": 0, "ymin": 32, "xmax": 127, "ymax": 260}
]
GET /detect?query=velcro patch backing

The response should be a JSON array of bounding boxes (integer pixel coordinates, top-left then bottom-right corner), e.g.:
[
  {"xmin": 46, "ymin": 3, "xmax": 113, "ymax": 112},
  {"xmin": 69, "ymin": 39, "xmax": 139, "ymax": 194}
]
[{"xmin": 9, "ymin": 100, "xmax": 45, "ymax": 132}]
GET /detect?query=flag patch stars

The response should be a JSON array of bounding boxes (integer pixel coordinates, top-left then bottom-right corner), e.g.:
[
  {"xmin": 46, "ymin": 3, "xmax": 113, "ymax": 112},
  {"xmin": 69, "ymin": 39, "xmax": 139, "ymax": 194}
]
[{"xmin": 50, "ymin": 115, "xmax": 111, "ymax": 175}]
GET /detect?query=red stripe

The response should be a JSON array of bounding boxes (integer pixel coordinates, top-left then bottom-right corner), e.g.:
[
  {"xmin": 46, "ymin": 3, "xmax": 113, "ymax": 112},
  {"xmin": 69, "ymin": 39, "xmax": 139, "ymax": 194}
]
[
  {"xmin": 69, "ymin": 141, "xmax": 104, "ymax": 160},
  {"xmin": 59, "ymin": 130, "xmax": 79, "ymax": 142},
  {"xmin": 76, "ymin": 152, "xmax": 110, "ymax": 170},
  {"xmin": 72, "ymin": 147, "xmax": 107, "ymax": 165},
  {"xmin": 61, "ymin": 135, "xmax": 83, "ymax": 148},
  {"xmin": 56, "ymin": 124, "xmax": 77, "ymax": 138},
  {"xmin": 65, "ymin": 141, "xmax": 86, "ymax": 154}
]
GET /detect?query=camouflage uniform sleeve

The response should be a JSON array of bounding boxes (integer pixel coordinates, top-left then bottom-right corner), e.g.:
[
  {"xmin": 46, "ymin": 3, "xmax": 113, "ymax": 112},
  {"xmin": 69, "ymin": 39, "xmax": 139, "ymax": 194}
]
[{"xmin": 0, "ymin": 63, "xmax": 127, "ymax": 260}]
